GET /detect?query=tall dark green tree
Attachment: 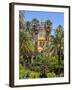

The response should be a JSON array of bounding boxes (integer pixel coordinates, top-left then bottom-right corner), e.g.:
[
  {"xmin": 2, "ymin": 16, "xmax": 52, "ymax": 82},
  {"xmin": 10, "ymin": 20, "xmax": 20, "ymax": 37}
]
[
  {"xmin": 44, "ymin": 20, "xmax": 52, "ymax": 45},
  {"xmin": 19, "ymin": 11, "xmax": 34, "ymax": 66},
  {"xmin": 50, "ymin": 25, "xmax": 64, "ymax": 57},
  {"xmin": 26, "ymin": 21, "xmax": 30, "ymax": 30},
  {"xmin": 31, "ymin": 18, "xmax": 40, "ymax": 35},
  {"xmin": 43, "ymin": 20, "xmax": 52, "ymax": 56}
]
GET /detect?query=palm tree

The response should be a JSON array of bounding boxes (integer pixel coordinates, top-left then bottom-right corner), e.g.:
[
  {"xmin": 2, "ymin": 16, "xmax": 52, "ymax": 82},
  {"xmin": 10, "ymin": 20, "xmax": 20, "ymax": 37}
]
[
  {"xmin": 45, "ymin": 20, "xmax": 52, "ymax": 32},
  {"xmin": 43, "ymin": 20, "xmax": 52, "ymax": 56},
  {"xmin": 19, "ymin": 11, "xmax": 34, "ymax": 66},
  {"xmin": 20, "ymin": 31, "xmax": 34, "ymax": 55},
  {"xmin": 19, "ymin": 11, "xmax": 25, "ymax": 32},
  {"xmin": 26, "ymin": 21, "xmax": 30, "ymax": 30},
  {"xmin": 19, "ymin": 30, "xmax": 35, "ymax": 67},
  {"xmin": 31, "ymin": 18, "xmax": 40, "ymax": 35},
  {"xmin": 49, "ymin": 25, "xmax": 64, "ymax": 56},
  {"xmin": 44, "ymin": 20, "xmax": 52, "ymax": 45},
  {"xmin": 30, "ymin": 18, "xmax": 40, "ymax": 54},
  {"xmin": 47, "ymin": 25, "xmax": 64, "ymax": 75}
]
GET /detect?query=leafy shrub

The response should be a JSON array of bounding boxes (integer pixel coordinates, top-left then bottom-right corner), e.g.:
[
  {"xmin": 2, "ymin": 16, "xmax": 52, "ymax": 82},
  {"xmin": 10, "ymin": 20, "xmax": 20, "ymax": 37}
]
[
  {"xmin": 47, "ymin": 72, "xmax": 56, "ymax": 78},
  {"xmin": 46, "ymin": 56, "xmax": 64, "ymax": 76},
  {"xmin": 39, "ymin": 62, "xmax": 49, "ymax": 78},
  {"xmin": 19, "ymin": 64, "xmax": 30, "ymax": 79},
  {"xmin": 46, "ymin": 56, "xmax": 58, "ymax": 72},
  {"xmin": 30, "ymin": 53, "xmax": 49, "ymax": 77},
  {"xmin": 30, "ymin": 63, "xmax": 41, "ymax": 72},
  {"xmin": 19, "ymin": 64, "xmax": 25, "ymax": 79},
  {"xmin": 29, "ymin": 71, "xmax": 40, "ymax": 78},
  {"xmin": 19, "ymin": 55, "xmax": 24, "ymax": 65}
]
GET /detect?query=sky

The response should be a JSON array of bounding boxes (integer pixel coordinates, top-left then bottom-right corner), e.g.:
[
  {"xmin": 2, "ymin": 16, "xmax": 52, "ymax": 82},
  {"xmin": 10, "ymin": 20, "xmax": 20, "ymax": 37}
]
[{"xmin": 21, "ymin": 11, "xmax": 64, "ymax": 35}]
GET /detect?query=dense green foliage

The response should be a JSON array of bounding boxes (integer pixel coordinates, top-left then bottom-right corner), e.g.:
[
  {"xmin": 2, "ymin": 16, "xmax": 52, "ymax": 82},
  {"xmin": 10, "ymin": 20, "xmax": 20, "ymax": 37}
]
[{"xmin": 19, "ymin": 11, "xmax": 64, "ymax": 79}]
